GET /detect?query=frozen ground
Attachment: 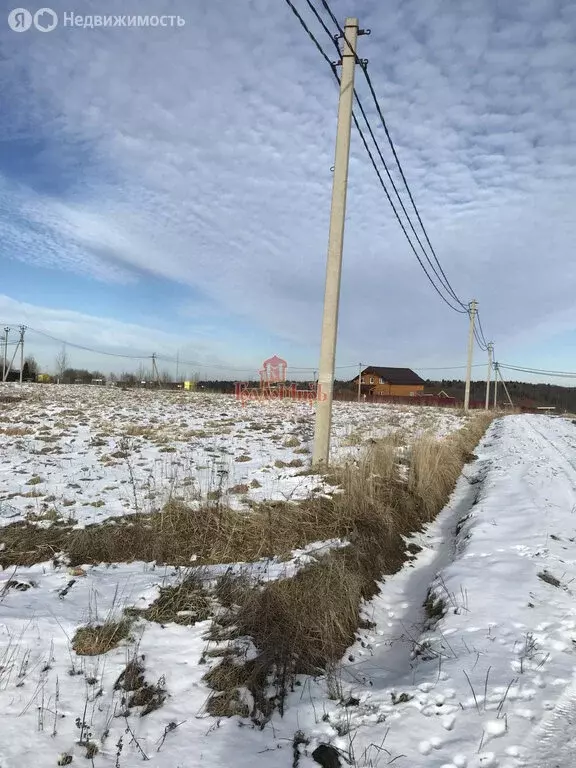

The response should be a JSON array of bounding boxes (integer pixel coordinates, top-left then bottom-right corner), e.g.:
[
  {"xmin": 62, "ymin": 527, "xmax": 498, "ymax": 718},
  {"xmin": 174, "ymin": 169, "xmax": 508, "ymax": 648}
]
[
  {"xmin": 1, "ymin": 414, "xmax": 575, "ymax": 766},
  {"xmin": 7, "ymin": 388, "xmax": 573, "ymax": 767},
  {"xmin": 0, "ymin": 383, "xmax": 468, "ymax": 526}
]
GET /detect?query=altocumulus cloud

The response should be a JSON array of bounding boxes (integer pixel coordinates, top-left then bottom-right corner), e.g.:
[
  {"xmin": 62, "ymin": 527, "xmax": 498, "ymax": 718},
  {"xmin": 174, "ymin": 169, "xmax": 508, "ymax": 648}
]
[{"xmin": 0, "ymin": 0, "xmax": 575, "ymax": 371}]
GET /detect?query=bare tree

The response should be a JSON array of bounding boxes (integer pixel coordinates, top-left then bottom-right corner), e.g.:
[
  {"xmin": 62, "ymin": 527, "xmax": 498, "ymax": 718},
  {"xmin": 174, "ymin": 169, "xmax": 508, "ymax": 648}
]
[
  {"xmin": 24, "ymin": 355, "xmax": 39, "ymax": 376},
  {"xmin": 55, "ymin": 345, "xmax": 68, "ymax": 380}
]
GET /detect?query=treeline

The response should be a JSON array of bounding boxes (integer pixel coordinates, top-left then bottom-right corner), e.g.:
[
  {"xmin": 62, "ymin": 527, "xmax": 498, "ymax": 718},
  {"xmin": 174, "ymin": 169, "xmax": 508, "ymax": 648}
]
[
  {"xmin": 429, "ymin": 379, "xmax": 576, "ymax": 411},
  {"xmin": 196, "ymin": 379, "xmax": 576, "ymax": 411},
  {"xmin": 194, "ymin": 380, "xmax": 351, "ymax": 394},
  {"xmin": 58, "ymin": 368, "xmax": 108, "ymax": 384}
]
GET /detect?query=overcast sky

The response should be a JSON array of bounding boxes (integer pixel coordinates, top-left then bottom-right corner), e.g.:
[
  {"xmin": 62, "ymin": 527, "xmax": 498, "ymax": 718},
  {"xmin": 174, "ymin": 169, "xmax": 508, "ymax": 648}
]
[{"xmin": 1, "ymin": 0, "xmax": 575, "ymax": 383}]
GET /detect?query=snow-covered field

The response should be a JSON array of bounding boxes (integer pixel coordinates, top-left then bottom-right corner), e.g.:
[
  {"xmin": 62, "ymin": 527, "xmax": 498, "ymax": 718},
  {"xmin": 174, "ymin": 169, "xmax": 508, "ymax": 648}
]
[
  {"xmin": 0, "ymin": 384, "xmax": 468, "ymax": 526},
  {"xmin": 7, "ymin": 389, "xmax": 575, "ymax": 767}
]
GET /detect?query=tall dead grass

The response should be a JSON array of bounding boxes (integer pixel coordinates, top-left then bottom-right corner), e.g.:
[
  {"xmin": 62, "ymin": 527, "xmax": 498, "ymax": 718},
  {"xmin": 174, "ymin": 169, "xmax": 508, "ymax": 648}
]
[
  {"xmin": 204, "ymin": 413, "xmax": 494, "ymax": 720},
  {"xmin": 0, "ymin": 415, "xmax": 492, "ymax": 573}
]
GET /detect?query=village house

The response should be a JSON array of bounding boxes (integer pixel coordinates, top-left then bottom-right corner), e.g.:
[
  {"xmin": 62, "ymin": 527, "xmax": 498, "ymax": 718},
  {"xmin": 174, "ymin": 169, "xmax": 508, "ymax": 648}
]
[{"xmin": 351, "ymin": 366, "xmax": 426, "ymax": 397}]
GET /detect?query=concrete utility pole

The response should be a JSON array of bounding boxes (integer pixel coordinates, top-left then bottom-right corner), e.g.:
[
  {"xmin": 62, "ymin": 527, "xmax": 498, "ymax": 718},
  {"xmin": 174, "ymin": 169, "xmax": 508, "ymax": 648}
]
[
  {"xmin": 493, "ymin": 361, "xmax": 499, "ymax": 409},
  {"xmin": 357, "ymin": 362, "xmax": 363, "ymax": 402},
  {"xmin": 312, "ymin": 17, "xmax": 360, "ymax": 467},
  {"xmin": 2, "ymin": 327, "xmax": 9, "ymax": 381},
  {"xmin": 463, "ymin": 299, "xmax": 477, "ymax": 412},
  {"xmin": 485, "ymin": 342, "xmax": 493, "ymax": 410},
  {"xmin": 497, "ymin": 365, "xmax": 514, "ymax": 409},
  {"xmin": 151, "ymin": 354, "xmax": 160, "ymax": 386},
  {"xmin": 18, "ymin": 326, "xmax": 25, "ymax": 384},
  {"xmin": 3, "ymin": 337, "xmax": 19, "ymax": 382}
]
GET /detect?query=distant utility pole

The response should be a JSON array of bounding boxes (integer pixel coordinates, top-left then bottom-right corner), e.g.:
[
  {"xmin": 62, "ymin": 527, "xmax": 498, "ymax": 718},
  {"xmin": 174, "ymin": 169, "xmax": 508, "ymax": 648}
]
[
  {"xmin": 493, "ymin": 361, "xmax": 499, "ymax": 409},
  {"xmin": 464, "ymin": 299, "xmax": 477, "ymax": 412},
  {"xmin": 485, "ymin": 342, "xmax": 493, "ymax": 410},
  {"xmin": 313, "ymin": 17, "xmax": 361, "ymax": 467},
  {"xmin": 18, "ymin": 326, "xmax": 26, "ymax": 384},
  {"xmin": 3, "ymin": 334, "xmax": 20, "ymax": 382},
  {"xmin": 497, "ymin": 365, "xmax": 514, "ymax": 409},
  {"xmin": 176, "ymin": 350, "xmax": 180, "ymax": 382},
  {"xmin": 2, "ymin": 327, "xmax": 9, "ymax": 381},
  {"xmin": 151, "ymin": 353, "xmax": 160, "ymax": 386},
  {"xmin": 357, "ymin": 363, "xmax": 363, "ymax": 402}
]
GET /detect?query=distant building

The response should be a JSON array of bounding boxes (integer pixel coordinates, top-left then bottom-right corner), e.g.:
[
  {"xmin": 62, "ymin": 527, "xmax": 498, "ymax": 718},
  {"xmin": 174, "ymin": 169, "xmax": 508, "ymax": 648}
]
[{"xmin": 351, "ymin": 366, "xmax": 426, "ymax": 397}]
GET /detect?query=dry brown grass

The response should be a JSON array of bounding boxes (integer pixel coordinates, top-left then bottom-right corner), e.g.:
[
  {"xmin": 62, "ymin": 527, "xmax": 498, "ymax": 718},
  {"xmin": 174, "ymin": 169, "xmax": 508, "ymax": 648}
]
[
  {"xmin": 72, "ymin": 619, "xmax": 131, "ymax": 656},
  {"xmin": 114, "ymin": 656, "xmax": 167, "ymax": 715},
  {"xmin": 0, "ymin": 415, "xmax": 493, "ymax": 573},
  {"xmin": 0, "ymin": 494, "xmax": 344, "ymax": 568},
  {"xmin": 203, "ymin": 413, "xmax": 494, "ymax": 719},
  {"xmin": 127, "ymin": 574, "xmax": 212, "ymax": 626},
  {"xmin": 0, "ymin": 426, "xmax": 30, "ymax": 436},
  {"xmin": 124, "ymin": 425, "xmax": 158, "ymax": 438}
]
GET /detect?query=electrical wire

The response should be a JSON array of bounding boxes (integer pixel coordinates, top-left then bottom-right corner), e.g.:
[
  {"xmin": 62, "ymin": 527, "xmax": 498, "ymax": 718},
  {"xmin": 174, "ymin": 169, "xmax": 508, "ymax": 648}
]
[
  {"xmin": 1, "ymin": 319, "xmax": 494, "ymax": 379},
  {"xmin": 307, "ymin": 0, "xmax": 466, "ymax": 312},
  {"xmin": 475, "ymin": 310, "xmax": 490, "ymax": 349},
  {"xmin": 416, "ymin": 364, "xmax": 484, "ymax": 371},
  {"xmin": 303, "ymin": 0, "xmax": 466, "ymax": 313},
  {"xmin": 283, "ymin": 0, "xmax": 336, "ymax": 67},
  {"xmin": 0, "ymin": 320, "xmax": 363, "ymax": 373},
  {"xmin": 352, "ymin": 95, "xmax": 466, "ymax": 313},
  {"xmin": 499, "ymin": 364, "xmax": 576, "ymax": 378},
  {"xmin": 283, "ymin": 0, "xmax": 466, "ymax": 313},
  {"xmin": 350, "ymin": 111, "xmax": 467, "ymax": 313},
  {"xmin": 24, "ymin": 327, "xmax": 152, "ymax": 359},
  {"xmin": 317, "ymin": 0, "xmax": 467, "ymax": 310},
  {"xmin": 473, "ymin": 326, "xmax": 488, "ymax": 352}
]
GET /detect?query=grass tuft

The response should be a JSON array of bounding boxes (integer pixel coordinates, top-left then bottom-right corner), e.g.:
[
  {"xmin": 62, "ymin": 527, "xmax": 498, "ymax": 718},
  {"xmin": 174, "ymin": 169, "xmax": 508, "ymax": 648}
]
[
  {"xmin": 72, "ymin": 620, "xmax": 131, "ymax": 656},
  {"xmin": 129, "ymin": 575, "xmax": 212, "ymax": 626}
]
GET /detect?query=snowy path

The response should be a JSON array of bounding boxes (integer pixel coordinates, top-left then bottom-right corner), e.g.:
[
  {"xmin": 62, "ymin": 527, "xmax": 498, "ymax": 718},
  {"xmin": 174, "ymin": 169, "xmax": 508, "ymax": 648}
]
[{"xmin": 287, "ymin": 414, "xmax": 576, "ymax": 768}]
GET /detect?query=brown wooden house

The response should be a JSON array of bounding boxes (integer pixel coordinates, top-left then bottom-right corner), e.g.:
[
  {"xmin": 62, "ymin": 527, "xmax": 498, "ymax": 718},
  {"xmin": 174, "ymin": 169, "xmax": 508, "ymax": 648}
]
[{"xmin": 352, "ymin": 366, "xmax": 425, "ymax": 397}]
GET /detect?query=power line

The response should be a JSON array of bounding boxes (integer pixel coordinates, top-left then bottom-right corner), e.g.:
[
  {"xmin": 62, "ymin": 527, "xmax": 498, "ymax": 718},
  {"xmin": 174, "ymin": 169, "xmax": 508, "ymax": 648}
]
[
  {"xmin": 351, "ymin": 90, "xmax": 466, "ymax": 313},
  {"xmin": 310, "ymin": 0, "xmax": 465, "ymax": 311},
  {"xmin": 284, "ymin": 0, "xmax": 466, "ymax": 313},
  {"xmin": 24, "ymin": 327, "xmax": 151, "ymax": 359},
  {"xmin": 499, "ymin": 363, "xmax": 576, "ymax": 378},
  {"xmin": 304, "ymin": 0, "xmax": 466, "ymax": 313},
  {"xmin": 350, "ymin": 106, "xmax": 466, "ymax": 313},
  {"xmin": 304, "ymin": 4, "xmax": 498, "ymax": 342},
  {"xmin": 416, "ymin": 364, "xmax": 485, "ymax": 371},
  {"xmin": 0, "ymin": 320, "xmax": 362, "ymax": 374},
  {"xmin": 155, "ymin": 352, "xmax": 358, "ymax": 373},
  {"xmin": 0, "ymin": 319, "xmax": 495, "ymax": 378},
  {"xmin": 475, "ymin": 310, "xmax": 490, "ymax": 349},
  {"xmin": 473, "ymin": 325, "xmax": 488, "ymax": 352},
  {"xmin": 283, "ymin": 0, "xmax": 336, "ymax": 66},
  {"xmin": 317, "ymin": 0, "xmax": 467, "ymax": 310}
]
